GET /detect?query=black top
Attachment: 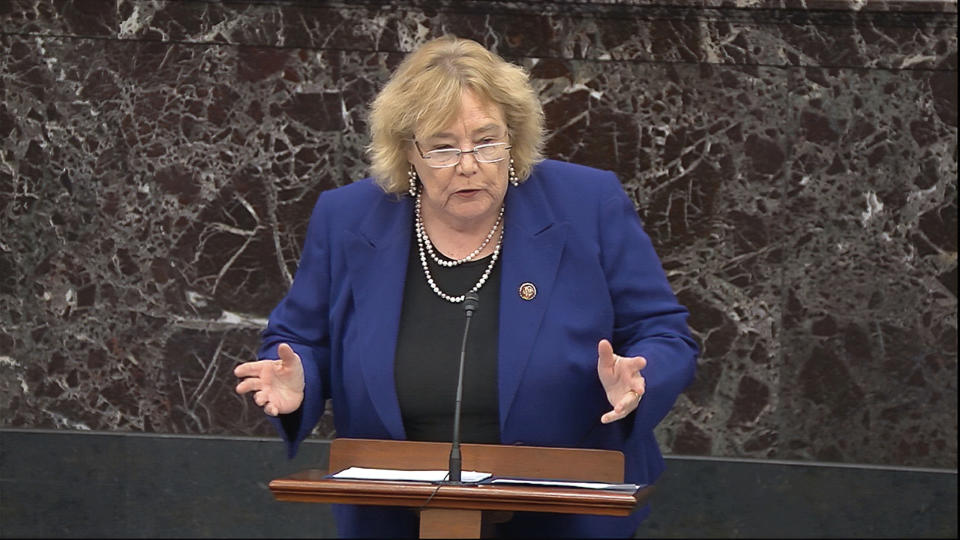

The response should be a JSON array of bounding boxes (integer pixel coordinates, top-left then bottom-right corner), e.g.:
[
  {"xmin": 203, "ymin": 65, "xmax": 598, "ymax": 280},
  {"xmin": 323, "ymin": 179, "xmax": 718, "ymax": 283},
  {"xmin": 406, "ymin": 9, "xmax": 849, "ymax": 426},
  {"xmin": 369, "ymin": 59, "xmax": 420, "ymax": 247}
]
[{"xmin": 394, "ymin": 232, "xmax": 501, "ymax": 444}]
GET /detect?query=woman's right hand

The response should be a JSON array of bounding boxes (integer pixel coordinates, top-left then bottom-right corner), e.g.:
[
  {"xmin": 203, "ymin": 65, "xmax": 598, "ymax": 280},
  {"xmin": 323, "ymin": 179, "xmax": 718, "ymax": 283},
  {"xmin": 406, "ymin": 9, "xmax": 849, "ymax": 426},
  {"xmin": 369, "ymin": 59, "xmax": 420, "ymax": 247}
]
[{"xmin": 234, "ymin": 343, "xmax": 305, "ymax": 416}]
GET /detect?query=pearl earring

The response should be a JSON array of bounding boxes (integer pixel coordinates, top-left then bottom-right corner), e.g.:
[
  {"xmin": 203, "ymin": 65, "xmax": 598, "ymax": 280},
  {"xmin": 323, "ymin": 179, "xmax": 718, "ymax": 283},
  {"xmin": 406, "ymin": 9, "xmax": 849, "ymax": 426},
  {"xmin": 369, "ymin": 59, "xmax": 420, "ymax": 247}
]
[
  {"xmin": 408, "ymin": 166, "xmax": 418, "ymax": 197},
  {"xmin": 509, "ymin": 158, "xmax": 519, "ymax": 187}
]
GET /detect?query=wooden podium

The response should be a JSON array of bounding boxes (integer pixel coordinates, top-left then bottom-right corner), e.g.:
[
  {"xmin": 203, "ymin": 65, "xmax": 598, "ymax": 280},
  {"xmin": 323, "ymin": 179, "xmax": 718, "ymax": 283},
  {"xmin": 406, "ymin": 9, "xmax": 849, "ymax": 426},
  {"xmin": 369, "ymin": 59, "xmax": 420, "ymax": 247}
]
[{"xmin": 269, "ymin": 438, "xmax": 652, "ymax": 538}]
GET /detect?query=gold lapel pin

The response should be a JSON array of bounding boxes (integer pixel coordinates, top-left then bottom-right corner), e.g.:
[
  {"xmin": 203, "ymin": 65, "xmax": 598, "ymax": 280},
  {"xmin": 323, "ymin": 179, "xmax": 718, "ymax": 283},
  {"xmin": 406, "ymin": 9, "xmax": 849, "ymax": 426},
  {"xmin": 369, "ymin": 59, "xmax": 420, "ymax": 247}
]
[{"xmin": 518, "ymin": 282, "xmax": 537, "ymax": 301}]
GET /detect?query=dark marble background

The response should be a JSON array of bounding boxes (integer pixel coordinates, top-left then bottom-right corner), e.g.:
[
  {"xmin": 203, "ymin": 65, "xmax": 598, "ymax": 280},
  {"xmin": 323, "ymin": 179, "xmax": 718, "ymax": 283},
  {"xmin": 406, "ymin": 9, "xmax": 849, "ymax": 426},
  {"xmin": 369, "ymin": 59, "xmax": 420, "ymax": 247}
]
[{"xmin": 1, "ymin": 1, "xmax": 956, "ymax": 469}]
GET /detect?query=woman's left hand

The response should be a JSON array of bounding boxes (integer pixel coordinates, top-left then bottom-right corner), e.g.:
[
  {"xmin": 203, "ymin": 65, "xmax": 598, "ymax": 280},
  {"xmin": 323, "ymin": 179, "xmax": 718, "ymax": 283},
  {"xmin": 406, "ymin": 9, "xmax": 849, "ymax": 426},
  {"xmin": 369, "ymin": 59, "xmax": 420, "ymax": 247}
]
[{"xmin": 597, "ymin": 339, "xmax": 647, "ymax": 424}]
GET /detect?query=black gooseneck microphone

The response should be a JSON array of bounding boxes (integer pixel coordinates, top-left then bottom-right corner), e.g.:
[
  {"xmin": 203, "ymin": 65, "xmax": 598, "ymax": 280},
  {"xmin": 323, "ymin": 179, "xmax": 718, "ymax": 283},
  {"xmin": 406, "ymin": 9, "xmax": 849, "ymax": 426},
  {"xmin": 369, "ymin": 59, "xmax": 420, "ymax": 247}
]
[{"xmin": 448, "ymin": 291, "xmax": 480, "ymax": 484}]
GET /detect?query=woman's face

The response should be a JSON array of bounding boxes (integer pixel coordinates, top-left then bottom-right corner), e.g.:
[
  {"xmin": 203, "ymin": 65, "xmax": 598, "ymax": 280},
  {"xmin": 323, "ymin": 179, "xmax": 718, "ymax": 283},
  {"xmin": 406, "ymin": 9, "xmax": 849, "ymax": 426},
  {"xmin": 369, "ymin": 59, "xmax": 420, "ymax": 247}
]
[{"xmin": 408, "ymin": 90, "xmax": 510, "ymax": 230}]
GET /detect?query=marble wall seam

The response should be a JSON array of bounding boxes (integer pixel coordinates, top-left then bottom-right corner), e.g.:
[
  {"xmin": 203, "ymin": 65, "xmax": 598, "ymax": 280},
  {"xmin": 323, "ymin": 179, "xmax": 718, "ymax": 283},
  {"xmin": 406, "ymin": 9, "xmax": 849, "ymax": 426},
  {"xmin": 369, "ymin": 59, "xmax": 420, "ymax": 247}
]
[{"xmin": 3, "ymin": 1, "xmax": 957, "ymax": 70}]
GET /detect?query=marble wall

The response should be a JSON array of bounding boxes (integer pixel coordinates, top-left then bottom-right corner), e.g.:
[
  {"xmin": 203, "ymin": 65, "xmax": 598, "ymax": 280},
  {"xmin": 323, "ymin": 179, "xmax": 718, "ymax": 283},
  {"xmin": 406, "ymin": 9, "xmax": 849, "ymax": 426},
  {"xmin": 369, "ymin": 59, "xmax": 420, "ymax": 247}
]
[{"xmin": 1, "ymin": 0, "xmax": 956, "ymax": 469}]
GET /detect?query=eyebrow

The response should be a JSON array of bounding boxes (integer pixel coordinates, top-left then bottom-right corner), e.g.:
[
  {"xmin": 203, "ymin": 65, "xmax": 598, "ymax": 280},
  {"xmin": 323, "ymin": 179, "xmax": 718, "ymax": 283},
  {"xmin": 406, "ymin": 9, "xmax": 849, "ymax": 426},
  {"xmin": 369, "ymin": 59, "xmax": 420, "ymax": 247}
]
[{"xmin": 424, "ymin": 123, "xmax": 504, "ymax": 142}]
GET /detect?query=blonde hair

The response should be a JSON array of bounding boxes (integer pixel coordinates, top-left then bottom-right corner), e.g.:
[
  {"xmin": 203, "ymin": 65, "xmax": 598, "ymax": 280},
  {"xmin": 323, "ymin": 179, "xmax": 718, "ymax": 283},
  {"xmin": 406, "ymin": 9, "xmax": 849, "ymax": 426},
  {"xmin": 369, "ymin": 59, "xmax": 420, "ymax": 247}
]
[{"xmin": 367, "ymin": 35, "xmax": 545, "ymax": 194}]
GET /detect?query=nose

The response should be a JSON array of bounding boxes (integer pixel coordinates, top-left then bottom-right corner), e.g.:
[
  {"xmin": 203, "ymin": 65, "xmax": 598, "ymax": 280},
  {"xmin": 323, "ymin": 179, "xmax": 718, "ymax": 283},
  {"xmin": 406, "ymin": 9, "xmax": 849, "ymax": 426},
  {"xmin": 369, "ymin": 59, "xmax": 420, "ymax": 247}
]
[{"xmin": 456, "ymin": 150, "xmax": 479, "ymax": 175}]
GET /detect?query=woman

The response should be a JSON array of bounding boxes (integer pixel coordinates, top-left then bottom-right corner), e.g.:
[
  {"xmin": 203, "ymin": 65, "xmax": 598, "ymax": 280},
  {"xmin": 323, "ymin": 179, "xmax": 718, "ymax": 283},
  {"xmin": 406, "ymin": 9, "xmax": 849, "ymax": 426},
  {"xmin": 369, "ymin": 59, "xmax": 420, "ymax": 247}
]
[{"xmin": 235, "ymin": 35, "xmax": 698, "ymax": 538}]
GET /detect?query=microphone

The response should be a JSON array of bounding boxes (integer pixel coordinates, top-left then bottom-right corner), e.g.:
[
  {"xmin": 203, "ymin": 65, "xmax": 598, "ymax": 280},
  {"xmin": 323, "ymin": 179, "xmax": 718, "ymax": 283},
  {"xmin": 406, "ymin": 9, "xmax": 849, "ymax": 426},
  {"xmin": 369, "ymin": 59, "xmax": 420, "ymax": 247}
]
[{"xmin": 448, "ymin": 291, "xmax": 480, "ymax": 483}]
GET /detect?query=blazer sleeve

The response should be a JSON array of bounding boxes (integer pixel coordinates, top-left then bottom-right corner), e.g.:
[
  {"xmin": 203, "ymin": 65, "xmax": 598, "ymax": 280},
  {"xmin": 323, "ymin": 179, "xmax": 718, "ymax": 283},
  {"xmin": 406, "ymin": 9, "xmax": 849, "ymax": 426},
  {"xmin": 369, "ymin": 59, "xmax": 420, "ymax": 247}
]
[
  {"xmin": 258, "ymin": 192, "xmax": 334, "ymax": 458},
  {"xmin": 597, "ymin": 174, "xmax": 699, "ymax": 433}
]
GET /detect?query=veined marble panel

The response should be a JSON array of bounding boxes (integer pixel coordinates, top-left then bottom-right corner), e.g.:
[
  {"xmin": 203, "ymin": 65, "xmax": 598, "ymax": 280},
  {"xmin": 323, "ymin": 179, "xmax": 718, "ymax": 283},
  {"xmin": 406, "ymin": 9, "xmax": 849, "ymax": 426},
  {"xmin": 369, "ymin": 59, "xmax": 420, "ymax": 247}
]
[
  {"xmin": 0, "ymin": 36, "xmax": 359, "ymax": 437},
  {"xmin": 776, "ymin": 64, "xmax": 957, "ymax": 465}
]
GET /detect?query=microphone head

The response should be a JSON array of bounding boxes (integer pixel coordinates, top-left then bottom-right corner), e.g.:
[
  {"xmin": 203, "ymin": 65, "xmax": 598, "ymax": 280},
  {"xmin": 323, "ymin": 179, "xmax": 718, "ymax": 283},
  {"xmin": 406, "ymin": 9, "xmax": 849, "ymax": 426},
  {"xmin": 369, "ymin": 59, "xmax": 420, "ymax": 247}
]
[{"xmin": 463, "ymin": 291, "xmax": 480, "ymax": 314}]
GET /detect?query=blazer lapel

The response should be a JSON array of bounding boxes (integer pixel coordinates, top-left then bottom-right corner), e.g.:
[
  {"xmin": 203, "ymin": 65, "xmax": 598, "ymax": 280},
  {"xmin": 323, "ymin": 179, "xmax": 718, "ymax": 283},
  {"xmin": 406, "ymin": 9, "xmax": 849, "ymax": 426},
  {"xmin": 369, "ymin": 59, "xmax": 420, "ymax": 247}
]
[
  {"xmin": 498, "ymin": 179, "xmax": 568, "ymax": 431},
  {"xmin": 344, "ymin": 193, "xmax": 412, "ymax": 440}
]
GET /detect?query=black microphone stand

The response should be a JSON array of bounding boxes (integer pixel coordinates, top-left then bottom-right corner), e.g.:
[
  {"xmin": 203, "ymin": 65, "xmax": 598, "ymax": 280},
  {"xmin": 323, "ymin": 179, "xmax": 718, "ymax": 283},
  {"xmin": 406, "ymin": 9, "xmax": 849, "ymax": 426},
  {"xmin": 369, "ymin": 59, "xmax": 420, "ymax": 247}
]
[{"xmin": 448, "ymin": 291, "xmax": 479, "ymax": 484}]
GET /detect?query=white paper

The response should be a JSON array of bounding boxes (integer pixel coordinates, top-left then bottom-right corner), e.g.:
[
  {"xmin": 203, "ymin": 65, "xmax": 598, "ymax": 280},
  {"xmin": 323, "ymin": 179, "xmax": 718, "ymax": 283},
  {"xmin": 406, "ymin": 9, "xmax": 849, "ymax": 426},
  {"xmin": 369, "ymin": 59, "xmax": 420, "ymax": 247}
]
[{"xmin": 331, "ymin": 466, "xmax": 492, "ymax": 483}]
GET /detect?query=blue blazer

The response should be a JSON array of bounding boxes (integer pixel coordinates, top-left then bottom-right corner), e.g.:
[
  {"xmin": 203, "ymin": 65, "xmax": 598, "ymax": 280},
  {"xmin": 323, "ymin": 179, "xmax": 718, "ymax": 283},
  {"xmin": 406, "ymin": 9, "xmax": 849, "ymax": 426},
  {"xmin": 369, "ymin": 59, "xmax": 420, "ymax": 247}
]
[{"xmin": 260, "ymin": 159, "xmax": 698, "ymax": 538}]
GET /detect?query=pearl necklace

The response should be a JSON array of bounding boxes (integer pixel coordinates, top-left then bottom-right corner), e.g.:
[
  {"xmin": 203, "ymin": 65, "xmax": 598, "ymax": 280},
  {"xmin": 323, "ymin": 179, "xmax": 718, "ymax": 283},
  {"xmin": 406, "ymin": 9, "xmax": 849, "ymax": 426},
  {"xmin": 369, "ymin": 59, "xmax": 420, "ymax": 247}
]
[
  {"xmin": 415, "ymin": 191, "xmax": 503, "ymax": 303},
  {"xmin": 416, "ymin": 195, "xmax": 504, "ymax": 267}
]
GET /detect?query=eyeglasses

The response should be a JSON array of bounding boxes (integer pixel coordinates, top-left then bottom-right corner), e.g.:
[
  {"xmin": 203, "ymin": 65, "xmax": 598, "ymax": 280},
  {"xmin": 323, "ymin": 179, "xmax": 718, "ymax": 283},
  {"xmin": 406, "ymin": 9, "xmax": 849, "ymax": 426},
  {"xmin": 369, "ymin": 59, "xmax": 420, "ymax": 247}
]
[{"xmin": 414, "ymin": 140, "xmax": 512, "ymax": 168}]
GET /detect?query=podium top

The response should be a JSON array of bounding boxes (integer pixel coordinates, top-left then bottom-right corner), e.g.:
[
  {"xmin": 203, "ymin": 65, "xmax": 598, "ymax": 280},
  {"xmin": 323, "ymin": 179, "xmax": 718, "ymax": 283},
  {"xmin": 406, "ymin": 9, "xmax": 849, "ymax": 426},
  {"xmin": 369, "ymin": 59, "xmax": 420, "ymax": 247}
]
[{"xmin": 270, "ymin": 468, "xmax": 650, "ymax": 517}]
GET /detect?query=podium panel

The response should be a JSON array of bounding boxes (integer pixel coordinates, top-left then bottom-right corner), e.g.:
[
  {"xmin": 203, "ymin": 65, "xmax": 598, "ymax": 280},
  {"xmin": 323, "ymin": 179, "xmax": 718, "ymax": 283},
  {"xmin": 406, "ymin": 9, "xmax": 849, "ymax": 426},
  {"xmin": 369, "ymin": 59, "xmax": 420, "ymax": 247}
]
[{"xmin": 269, "ymin": 438, "xmax": 652, "ymax": 538}]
